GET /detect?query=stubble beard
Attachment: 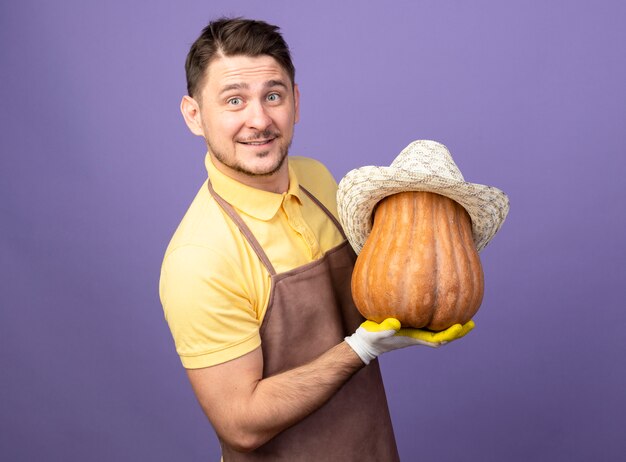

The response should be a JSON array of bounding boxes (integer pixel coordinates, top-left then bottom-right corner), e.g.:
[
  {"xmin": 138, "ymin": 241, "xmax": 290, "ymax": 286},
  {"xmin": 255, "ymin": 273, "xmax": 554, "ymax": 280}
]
[{"xmin": 207, "ymin": 131, "xmax": 291, "ymax": 178}]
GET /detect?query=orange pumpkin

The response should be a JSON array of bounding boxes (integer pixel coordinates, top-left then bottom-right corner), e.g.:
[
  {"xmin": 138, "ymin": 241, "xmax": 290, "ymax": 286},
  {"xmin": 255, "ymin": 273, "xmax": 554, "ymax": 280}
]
[{"xmin": 351, "ymin": 191, "xmax": 484, "ymax": 331}]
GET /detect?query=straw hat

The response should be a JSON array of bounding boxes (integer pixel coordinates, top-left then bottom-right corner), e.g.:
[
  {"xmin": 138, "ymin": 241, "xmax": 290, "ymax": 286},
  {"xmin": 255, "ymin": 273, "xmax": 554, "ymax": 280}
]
[{"xmin": 337, "ymin": 140, "xmax": 510, "ymax": 254}]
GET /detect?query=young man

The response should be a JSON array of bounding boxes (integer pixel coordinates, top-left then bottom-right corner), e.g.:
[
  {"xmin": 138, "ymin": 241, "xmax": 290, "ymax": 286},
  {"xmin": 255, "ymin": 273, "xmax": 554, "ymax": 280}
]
[{"xmin": 160, "ymin": 18, "xmax": 470, "ymax": 461}]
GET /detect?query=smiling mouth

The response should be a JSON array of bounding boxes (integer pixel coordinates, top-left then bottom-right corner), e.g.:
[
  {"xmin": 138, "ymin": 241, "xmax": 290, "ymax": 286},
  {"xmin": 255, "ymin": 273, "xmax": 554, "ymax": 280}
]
[
  {"xmin": 238, "ymin": 132, "xmax": 279, "ymax": 146},
  {"xmin": 240, "ymin": 139, "xmax": 274, "ymax": 146}
]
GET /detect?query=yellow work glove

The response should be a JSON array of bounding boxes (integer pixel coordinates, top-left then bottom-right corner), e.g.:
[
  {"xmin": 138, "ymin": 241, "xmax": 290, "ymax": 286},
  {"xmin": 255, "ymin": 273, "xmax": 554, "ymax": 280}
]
[{"xmin": 345, "ymin": 318, "xmax": 474, "ymax": 365}]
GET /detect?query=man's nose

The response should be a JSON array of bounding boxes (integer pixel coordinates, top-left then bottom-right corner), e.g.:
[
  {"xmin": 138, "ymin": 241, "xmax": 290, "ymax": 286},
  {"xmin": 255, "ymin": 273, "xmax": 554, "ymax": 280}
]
[{"xmin": 245, "ymin": 100, "xmax": 272, "ymax": 130}]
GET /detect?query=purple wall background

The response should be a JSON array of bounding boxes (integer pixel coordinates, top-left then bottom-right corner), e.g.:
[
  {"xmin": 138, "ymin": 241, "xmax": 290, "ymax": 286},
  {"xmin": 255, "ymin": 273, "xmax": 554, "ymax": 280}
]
[{"xmin": 2, "ymin": 1, "xmax": 625, "ymax": 460}]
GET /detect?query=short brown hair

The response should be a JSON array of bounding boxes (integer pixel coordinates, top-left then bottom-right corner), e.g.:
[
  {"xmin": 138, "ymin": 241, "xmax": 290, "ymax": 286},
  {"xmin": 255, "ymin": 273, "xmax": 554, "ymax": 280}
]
[{"xmin": 185, "ymin": 17, "xmax": 296, "ymax": 98}]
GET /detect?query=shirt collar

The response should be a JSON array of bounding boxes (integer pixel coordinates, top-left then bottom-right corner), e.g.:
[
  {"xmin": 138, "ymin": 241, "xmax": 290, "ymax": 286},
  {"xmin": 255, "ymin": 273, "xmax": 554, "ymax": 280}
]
[{"xmin": 205, "ymin": 153, "xmax": 303, "ymax": 221}]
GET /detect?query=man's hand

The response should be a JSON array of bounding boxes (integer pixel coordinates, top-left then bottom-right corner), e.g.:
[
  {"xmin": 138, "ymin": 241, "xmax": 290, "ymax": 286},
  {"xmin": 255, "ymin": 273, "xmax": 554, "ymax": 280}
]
[{"xmin": 345, "ymin": 318, "xmax": 475, "ymax": 365}]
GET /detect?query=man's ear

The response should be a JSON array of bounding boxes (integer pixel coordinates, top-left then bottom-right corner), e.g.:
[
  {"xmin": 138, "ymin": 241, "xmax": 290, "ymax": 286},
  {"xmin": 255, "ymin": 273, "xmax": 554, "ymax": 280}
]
[
  {"xmin": 180, "ymin": 95, "xmax": 205, "ymax": 137},
  {"xmin": 293, "ymin": 83, "xmax": 300, "ymax": 124}
]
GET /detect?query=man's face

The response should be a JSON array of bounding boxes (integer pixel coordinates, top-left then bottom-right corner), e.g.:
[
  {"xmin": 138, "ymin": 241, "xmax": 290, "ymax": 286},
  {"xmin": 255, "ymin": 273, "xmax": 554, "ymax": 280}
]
[{"xmin": 194, "ymin": 54, "xmax": 299, "ymax": 181}]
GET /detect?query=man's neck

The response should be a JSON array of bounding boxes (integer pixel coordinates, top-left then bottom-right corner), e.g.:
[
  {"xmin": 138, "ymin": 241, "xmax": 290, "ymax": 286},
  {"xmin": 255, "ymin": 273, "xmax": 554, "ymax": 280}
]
[{"xmin": 212, "ymin": 156, "xmax": 290, "ymax": 194}]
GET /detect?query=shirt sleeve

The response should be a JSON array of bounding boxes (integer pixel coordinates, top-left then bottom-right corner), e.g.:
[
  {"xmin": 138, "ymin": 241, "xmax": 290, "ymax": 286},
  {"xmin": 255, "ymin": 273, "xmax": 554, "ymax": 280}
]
[{"xmin": 159, "ymin": 244, "xmax": 262, "ymax": 369}]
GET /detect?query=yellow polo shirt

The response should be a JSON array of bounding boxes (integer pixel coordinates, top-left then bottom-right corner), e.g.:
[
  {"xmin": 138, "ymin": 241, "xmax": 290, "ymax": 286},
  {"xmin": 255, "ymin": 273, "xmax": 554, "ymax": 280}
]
[{"xmin": 159, "ymin": 154, "xmax": 344, "ymax": 369}]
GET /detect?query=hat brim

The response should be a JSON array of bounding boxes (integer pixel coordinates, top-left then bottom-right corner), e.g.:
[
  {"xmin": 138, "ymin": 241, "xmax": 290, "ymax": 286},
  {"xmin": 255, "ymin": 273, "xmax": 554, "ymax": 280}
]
[{"xmin": 337, "ymin": 165, "xmax": 510, "ymax": 254}]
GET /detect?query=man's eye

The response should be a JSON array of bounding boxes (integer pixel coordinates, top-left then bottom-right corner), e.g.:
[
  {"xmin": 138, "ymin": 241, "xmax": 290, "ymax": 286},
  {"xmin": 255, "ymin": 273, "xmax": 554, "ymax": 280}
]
[
  {"xmin": 228, "ymin": 97, "xmax": 243, "ymax": 105},
  {"xmin": 267, "ymin": 93, "xmax": 280, "ymax": 102}
]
